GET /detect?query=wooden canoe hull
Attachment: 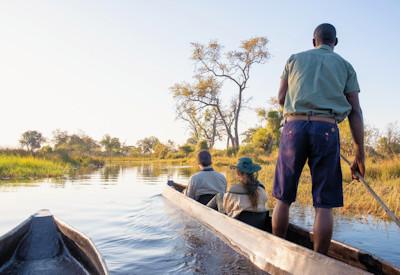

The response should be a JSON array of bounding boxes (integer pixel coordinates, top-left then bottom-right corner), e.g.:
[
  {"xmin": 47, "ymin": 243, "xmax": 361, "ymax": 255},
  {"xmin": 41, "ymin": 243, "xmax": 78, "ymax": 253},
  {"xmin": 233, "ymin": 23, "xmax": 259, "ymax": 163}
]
[
  {"xmin": 162, "ymin": 186, "xmax": 399, "ymax": 275},
  {"xmin": 0, "ymin": 210, "xmax": 108, "ymax": 275}
]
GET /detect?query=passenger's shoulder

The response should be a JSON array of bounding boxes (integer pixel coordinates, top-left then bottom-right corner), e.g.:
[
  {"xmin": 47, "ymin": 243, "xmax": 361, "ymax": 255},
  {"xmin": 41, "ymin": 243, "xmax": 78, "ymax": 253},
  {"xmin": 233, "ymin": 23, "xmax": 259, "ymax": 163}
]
[
  {"xmin": 212, "ymin": 171, "xmax": 227, "ymax": 179},
  {"xmin": 190, "ymin": 172, "xmax": 203, "ymax": 180},
  {"xmin": 228, "ymin": 183, "xmax": 246, "ymax": 193}
]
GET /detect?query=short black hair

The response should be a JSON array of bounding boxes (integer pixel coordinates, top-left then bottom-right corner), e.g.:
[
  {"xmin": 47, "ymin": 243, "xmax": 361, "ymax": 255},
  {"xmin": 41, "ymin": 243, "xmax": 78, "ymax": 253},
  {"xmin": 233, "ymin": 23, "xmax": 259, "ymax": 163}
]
[
  {"xmin": 197, "ymin": 150, "xmax": 212, "ymax": 167},
  {"xmin": 314, "ymin": 23, "xmax": 336, "ymax": 44}
]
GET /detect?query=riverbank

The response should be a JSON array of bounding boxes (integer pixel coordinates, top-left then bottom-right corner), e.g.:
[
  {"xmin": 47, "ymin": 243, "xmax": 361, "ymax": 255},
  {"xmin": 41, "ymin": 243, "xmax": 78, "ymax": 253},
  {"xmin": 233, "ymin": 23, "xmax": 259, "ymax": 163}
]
[
  {"xmin": 254, "ymin": 158, "xmax": 400, "ymax": 219},
  {"xmin": 1, "ymin": 153, "xmax": 398, "ymax": 219},
  {"xmin": 114, "ymin": 156, "xmax": 399, "ymax": 219},
  {"xmin": 0, "ymin": 155, "xmax": 68, "ymax": 180}
]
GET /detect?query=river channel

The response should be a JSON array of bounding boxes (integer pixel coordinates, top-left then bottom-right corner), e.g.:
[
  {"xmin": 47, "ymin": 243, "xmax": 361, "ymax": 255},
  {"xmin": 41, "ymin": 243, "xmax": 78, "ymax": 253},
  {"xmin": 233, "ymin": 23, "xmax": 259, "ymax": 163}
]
[{"xmin": 0, "ymin": 164, "xmax": 398, "ymax": 274}]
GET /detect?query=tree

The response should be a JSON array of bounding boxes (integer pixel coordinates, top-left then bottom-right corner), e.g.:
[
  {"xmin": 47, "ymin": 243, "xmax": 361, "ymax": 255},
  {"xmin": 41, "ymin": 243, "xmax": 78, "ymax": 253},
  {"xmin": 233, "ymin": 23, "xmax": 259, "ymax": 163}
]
[
  {"xmin": 136, "ymin": 136, "xmax": 160, "ymax": 155},
  {"xmin": 196, "ymin": 140, "xmax": 209, "ymax": 151},
  {"xmin": 176, "ymin": 102, "xmax": 223, "ymax": 148},
  {"xmin": 246, "ymin": 98, "xmax": 283, "ymax": 154},
  {"xmin": 153, "ymin": 143, "xmax": 171, "ymax": 159},
  {"xmin": 179, "ymin": 144, "xmax": 194, "ymax": 157},
  {"xmin": 100, "ymin": 135, "xmax": 122, "ymax": 157},
  {"xmin": 376, "ymin": 122, "xmax": 400, "ymax": 156},
  {"xmin": 52, "ymin": 130, "xmax": 100, "ymax": 158},
  {"xmin": 172, "ymin": 37, "xmax": 270, "ymax": 153},
  {"xmin": 19, "ymin": 130, "xmax": 45, "ymax": 153}
]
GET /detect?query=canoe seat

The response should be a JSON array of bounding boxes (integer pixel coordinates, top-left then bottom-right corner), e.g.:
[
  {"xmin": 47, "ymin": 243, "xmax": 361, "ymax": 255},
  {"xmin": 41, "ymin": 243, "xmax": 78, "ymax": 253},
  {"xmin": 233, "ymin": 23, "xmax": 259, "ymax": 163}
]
[
  {"xmin": 197, "ymin": 194, "xmax": 216, "ymax": 205},
  {"xmin": 236, "ymin": 211, "xmax": 269, "ymax": 230}
]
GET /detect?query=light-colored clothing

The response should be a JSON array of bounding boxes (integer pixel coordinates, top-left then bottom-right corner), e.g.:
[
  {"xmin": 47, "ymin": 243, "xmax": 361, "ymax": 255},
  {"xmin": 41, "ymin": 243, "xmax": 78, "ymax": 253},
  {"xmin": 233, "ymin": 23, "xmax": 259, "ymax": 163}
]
[
  {"xmin": 184, "ymin": 168, "xmax": 227, "ymax": 201},
  {"xmin": 212, "ymin": 184, "xmax": 268, "ymax": 218},
  {"xmin": 282, "ymin": 44, "xmax": 360, "ymax": 122}
]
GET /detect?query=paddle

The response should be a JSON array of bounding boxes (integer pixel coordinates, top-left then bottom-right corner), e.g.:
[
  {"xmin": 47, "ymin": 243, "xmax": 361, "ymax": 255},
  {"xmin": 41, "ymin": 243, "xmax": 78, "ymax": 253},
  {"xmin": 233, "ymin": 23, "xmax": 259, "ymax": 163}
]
[{"xmin": 341, "ymin": 154, "xmax": 400, "ymax": 229}]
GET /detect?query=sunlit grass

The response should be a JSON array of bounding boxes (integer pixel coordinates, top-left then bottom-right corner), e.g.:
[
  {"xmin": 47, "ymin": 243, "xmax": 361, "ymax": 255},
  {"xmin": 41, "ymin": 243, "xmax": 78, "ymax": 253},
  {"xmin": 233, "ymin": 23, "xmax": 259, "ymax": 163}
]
[
  {"xmin": 0, "ymin": 155, "xmax": 68, "ymax": 180},
  {"xmin": 219, "ymin": 156, "xmax": 400, "ymax": 219},
  {"xmin": 107, "ymin": 154, "xmax": 400, "ymax": 219}
]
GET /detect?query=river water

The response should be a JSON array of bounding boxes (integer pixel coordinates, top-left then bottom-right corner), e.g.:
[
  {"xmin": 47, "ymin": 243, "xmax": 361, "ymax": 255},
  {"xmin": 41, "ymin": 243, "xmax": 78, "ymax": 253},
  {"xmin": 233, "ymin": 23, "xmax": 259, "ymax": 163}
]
[{"xmin": 0, "ymin": 164, "xmax": 398, "ymax": 274}]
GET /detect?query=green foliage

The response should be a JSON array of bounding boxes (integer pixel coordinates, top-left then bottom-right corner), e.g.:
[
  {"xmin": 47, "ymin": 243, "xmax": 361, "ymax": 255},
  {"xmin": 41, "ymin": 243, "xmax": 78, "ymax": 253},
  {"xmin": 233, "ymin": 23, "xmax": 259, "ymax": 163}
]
[
  {"xmin": 51, "ymin": 130, "xmax": 102, "ymax": 167},
  {"xmin": 244, "ymin": 101, "xmax": 282, "ymax": 155},
  {"xmin": 238, "ymin": 143, "xmax": 257, "ymax": 156},
  {"xmin": 251, "ymin": 127, "xmax": 274, "ymax": 154},
  {"xmin": 153, "ymin": 143, "xmax": 170, "ymax": 159},
  {"xmin": 179, "ymin": 144, "xmax": 194, "ymax": 157},
  {"xmin": 100, "ymin": 135, "xmax": 122, "ymax": 156},
  {"xmin": 376, "ymin": 123, "xmax": 400, "ymax": 156},
  {"xmin": 196, "ymin": 140, "xmax": 209, "ymax": 151},
  {"xmin": 0, "ymin": 155, "xmax": 67, "ymax": 179},
  {"xmin": 136, "ymin": 136, "xmax": 160, "ymax": 155},
  {"xmin": 19, "ymin": 130, "xmax": 45, "ymax": 153}
]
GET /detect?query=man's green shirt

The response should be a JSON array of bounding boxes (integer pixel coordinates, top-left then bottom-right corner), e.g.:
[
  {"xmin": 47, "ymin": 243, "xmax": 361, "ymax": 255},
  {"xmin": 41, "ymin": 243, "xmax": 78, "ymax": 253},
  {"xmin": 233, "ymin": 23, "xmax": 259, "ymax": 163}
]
[{"xmin": 282, "ymin": 44, "xmax": 360, "ymax": 122}]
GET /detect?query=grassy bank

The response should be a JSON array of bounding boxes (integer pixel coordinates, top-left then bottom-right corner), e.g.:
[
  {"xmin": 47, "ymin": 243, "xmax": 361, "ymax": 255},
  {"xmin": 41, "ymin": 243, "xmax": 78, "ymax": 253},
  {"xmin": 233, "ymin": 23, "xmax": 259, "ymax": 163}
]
[
  {"xmin": 0, "ymin": 155, "xmax": 69, "ymax": 180},
  {"xmin": 251, "ymin": 158, "xmax": 400, "ymax": 219},
  {"xmin": 120, "ymin": 155, "xmax": 399, "ymax": 219}
]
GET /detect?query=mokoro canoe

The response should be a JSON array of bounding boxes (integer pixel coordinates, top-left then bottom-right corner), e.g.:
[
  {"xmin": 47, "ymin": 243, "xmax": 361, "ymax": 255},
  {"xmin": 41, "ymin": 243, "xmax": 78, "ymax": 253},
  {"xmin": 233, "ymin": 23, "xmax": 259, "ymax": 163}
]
[
  {"xmin": 0, "ymin": 209, "xmax": 108, "ymax": 275},
  {"xmin": 162, "ymin": 186, "xmax": 400, "ymax": 275}
]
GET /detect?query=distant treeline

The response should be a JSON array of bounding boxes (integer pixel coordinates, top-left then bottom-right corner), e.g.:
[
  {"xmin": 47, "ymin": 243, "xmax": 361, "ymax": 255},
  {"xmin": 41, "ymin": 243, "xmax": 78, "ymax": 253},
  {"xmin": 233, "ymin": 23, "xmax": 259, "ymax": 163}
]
[{"xmin": 3, "ymin": 117, "xmax": 400, "ymax": 164}]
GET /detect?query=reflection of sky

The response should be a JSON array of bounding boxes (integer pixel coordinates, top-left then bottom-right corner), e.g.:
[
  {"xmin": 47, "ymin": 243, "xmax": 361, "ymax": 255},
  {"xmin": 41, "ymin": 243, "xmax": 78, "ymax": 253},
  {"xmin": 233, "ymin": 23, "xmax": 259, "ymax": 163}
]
[
  {"xmin": 0, "ymin": 164, "xmax": 398, "ymax": 271},
  {"xmin": 0, "ymin": 165, "xmax": 268, "ymax": 274},
  {"xmin": 290, "ymin": 204, "xmax": 400, "ymax": 267}
]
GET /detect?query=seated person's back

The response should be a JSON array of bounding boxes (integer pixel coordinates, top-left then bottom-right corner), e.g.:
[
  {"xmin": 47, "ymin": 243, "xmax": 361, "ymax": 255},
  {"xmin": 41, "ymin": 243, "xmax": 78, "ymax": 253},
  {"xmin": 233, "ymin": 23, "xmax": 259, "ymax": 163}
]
[
  {"xmin": 185, "ymin": 150, "xmax": 227, "ymax": 205},
  {"xmin": 208, "ymin": 157, "xmax": 268, "ymax": 229}
]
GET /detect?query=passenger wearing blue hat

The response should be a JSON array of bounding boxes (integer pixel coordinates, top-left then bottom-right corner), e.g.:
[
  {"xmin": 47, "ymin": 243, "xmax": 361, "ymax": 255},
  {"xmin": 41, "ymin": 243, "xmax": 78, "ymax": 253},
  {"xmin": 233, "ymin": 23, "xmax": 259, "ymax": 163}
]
[{"xmin": 208, "ymin": 157, "xmax": 268, "ymax": 229}]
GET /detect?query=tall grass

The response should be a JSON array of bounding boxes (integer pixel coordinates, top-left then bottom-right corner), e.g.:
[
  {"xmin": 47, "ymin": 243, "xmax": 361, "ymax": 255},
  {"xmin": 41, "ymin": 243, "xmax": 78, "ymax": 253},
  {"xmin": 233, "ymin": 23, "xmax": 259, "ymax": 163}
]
[
  {"xmin": 219, "ymin": 157, "xmax": 400, "ymax": 219},
  {"xmin": 108, "ymin": 154, "xmax": 400, "ymax": 219},
  {"xmin": 0, "ymin": 155, "xmax": 68, "ymax": 180}
]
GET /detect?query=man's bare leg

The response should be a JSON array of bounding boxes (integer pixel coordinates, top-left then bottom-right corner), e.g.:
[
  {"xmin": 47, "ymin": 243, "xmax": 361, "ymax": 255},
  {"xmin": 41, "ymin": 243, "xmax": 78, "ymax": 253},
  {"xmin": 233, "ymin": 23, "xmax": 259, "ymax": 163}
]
[
  {"xmin": 313, "ymin": 208, "xmax": 333, "ymax": 254},
  {"xmin": 272, "ymin": 200, "xmax": 290, "ymax": 238}
]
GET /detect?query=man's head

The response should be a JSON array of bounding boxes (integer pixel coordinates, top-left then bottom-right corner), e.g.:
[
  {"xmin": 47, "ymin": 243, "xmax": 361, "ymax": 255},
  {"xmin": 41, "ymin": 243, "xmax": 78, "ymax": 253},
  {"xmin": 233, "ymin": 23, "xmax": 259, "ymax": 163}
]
[
  {"xmin": 197, "ymin": 150, "xmax": 212, "ymax": 168},
  {"xmin": 313, "ymin": 23, "xmax": 338, "ymax": 48}
]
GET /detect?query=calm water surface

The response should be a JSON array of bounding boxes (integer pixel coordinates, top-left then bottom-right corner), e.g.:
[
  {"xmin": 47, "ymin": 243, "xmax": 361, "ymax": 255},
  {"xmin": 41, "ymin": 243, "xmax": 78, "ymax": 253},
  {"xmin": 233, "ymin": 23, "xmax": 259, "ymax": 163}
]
[
  {"xmin": 0, "ymin": 165, "xmax": 266, "ymax": 274},
  {"xmin": 0, "ymin": 164, "xmax": 399, "ymax": 274}
]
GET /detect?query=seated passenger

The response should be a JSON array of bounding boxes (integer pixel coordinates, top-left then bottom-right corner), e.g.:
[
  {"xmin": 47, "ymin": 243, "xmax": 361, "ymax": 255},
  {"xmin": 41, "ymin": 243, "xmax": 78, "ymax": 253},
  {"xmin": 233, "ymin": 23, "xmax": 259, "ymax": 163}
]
[
  {"xmin": 169, "ymin": 150, "xmax": 227, "ymax": 205},
  {"xmin": 208, "ymin": 157, "xmax": 268, "ymax": 230}
]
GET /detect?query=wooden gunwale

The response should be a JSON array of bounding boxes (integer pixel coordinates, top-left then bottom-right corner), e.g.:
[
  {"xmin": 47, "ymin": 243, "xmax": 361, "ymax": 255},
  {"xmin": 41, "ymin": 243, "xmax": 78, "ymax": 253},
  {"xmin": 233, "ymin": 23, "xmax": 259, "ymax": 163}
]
[
  {"xmin": 0, "ymin": 210, "xmax": 108, "ymax": 275},
  {"xmin": 162, "ymin": 186, "xmax": 399, "ymax": 275}
]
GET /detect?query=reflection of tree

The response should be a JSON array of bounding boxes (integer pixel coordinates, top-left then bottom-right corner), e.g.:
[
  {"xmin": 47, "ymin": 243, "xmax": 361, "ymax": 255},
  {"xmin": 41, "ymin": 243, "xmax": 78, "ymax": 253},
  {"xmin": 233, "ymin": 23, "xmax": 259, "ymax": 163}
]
[
  {"xmin": 178, "ymin": 167, "xmax": 197, "ymax": 178},
  {"xmin": 136, "ymin": 164, "xmax": 163, "ymax": 181},
  {"xmin": 101, "ymin": 166, "xmax": 120, "ymax": 182}
]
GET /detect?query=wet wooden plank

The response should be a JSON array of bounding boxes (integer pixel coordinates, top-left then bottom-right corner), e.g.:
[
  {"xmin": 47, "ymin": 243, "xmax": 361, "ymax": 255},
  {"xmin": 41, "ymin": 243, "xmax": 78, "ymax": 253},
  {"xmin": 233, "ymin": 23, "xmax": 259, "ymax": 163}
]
[{"xmin": 163, "ymin": 186, "xmax": 371, "ymax": 275}]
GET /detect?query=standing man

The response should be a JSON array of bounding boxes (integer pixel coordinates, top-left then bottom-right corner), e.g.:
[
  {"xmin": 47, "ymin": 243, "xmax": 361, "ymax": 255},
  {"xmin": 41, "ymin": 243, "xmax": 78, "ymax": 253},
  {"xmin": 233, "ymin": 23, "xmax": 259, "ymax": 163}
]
[{"xmin": 272, "ymin": 23, "xmax": 365, "ymax": 254}]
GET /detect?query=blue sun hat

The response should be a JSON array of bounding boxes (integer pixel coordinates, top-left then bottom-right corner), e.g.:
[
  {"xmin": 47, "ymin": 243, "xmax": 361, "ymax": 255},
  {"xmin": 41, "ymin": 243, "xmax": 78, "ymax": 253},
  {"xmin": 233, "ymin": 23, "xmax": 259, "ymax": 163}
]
[{"xmin": 235, "ymin": 157, "xmax": 261, "ymax": 174}]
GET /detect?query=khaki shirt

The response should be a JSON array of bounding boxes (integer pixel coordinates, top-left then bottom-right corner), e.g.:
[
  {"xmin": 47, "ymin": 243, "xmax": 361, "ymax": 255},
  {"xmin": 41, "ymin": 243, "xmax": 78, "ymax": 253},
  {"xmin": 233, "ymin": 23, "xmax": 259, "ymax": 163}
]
[
  {"xmin": 282, "ymin": 44, "xmax": 360, "ymax": 122},
  {"xmin": 184, "ymin": 168, "xmax": 227, "ymax": 200},
  {"xmin": 217, "ymin": 184, "xmax": 268, "ymax": 218}
]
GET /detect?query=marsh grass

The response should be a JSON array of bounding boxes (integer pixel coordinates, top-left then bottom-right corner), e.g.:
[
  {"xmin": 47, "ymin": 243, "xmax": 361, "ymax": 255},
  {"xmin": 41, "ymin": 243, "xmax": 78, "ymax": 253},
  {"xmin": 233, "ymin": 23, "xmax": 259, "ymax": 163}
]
[
  {"xmin": 220, "ymin": 157, "xmax": 400, "ymax": 219},
  {"xmin": 108, "ymin": 154, "xmax": 399, "ymax": 219},
  {"xmin": 0, "ymin": 155, "xmax": 68, "ymax": 180}
]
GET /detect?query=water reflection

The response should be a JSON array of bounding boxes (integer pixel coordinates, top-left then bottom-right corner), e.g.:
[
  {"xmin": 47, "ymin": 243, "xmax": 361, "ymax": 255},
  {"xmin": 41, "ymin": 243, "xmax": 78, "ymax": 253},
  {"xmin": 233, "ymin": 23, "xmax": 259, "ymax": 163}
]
[
  {"xmin": 0, "ymin": 164, "xmax": 398, "ymax": 273},
  {"xmin": 101, "ymin": 166, "xmax": 121, "ymax": 182}
]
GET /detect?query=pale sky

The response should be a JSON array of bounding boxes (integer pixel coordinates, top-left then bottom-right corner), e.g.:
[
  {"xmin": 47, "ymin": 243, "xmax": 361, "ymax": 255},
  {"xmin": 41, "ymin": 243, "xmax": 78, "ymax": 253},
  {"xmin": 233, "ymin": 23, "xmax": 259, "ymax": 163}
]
[{"xmin": 1, "ymin": 0, "xmax": 399, "ymax": 148}]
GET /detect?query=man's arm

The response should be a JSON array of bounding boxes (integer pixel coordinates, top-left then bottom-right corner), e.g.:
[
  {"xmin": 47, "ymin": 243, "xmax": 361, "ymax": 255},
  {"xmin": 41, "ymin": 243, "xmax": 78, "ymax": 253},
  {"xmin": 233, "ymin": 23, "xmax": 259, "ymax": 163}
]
[
  {"xmin": 346, "ymin": 92, "xmax": 365, "ymax": 179},
  {"xmin": 278, "ymin": 78, "xmax": 288, "ymax": 106},
  {"xmin": 184, "ymin": 177, "xmax": 196, "ymax": 199}
]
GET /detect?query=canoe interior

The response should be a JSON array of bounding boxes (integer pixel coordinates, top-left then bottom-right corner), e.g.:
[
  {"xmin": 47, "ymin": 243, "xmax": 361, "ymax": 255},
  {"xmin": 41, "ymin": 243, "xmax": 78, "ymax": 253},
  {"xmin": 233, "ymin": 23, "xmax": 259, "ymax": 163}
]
[
  {"xmin": 0, "ymin": 210, "xmax": 107, "ymax": 275},
  {"xmin": 167, "ymin": 187, "xmax": 399, "ymax": 275}
]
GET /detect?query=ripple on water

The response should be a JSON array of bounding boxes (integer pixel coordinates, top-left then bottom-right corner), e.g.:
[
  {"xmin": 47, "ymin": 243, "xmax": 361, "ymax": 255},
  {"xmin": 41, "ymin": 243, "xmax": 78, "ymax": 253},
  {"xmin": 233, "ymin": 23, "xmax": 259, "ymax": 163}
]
[
  {"xmin": 97, "ymin": 195, "xmax": 267, "ymax": 274},
  {"xmin": 0, "ymin": 165, "xmax": 398, "ymax": 274}
]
